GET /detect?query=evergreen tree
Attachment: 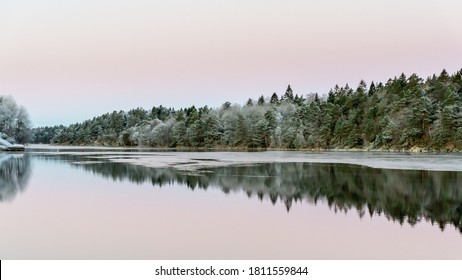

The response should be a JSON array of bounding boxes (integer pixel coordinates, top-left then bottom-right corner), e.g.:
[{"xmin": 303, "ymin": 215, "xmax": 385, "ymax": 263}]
[
  {"xmin": 282, "ymin": 85, "xmax": 294, "ymax": 102},
  {"xmin": 246, "ymin": 98, "xmax": 254, "ymax": 107},
  {"xmin": 36, "ymin": 68, "xmax": 462, "ymax": 151},
  {"xmin": 234, "ymin": 114, "xmax": 248, "ymax": 147},
  {"xmin": 257, "ymin": 95, "xmax": 265, "ymax": 106},
  {"xmin": 270, "ymin": 93, "xmax": 279, "ymax": 105}
]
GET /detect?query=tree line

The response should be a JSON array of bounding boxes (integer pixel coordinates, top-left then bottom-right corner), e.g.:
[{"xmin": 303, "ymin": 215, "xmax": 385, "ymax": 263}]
[{"xmin": 32, "ymin": 69, "xmax": 462, "ymax": 150}]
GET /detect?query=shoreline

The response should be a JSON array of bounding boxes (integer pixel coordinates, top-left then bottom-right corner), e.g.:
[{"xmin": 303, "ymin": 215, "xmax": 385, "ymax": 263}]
[
  {"xmin": 25, "ymin": 143, "xmax": 458, "ymax": 154},
  {"xmin": 20, "ymin": 144, "xmax": 462, "ymax": 172}
]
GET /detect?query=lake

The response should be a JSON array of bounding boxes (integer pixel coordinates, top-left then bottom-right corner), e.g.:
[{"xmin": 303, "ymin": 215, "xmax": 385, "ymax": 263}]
[{"xmin": 1, "ymin": 147, "xmax": 462, "ymax": 259}]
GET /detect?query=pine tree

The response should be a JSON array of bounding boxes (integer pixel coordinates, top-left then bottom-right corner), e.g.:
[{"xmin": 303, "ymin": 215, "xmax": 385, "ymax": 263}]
[
  {"xmin": 234, "ymin": 114, "xmax": 248, "ymax": 147},
  {"xmin": 368, "ymin": 82, "xmax": 376, "ymax": 96},
  {"xmin": 257, "ymin": 95, "xmax": 265, "ymax": 106},
  {"xmin": 282, "ymin": 85, "xmax": 294, "ymax": 102},
  {"xmin": 270, "ymin": 93, "xmax": 279, "ymax": 105},
  {"xmin": 246, "ymin": 98, "xmax": 254, "ymax": 107}
]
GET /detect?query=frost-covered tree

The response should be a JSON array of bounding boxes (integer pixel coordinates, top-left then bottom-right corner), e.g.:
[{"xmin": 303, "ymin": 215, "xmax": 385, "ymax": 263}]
[
  {"xmin": 33, "ymin": 68, "xmax": 462, "ymax": 151},
  {"xmin": 282, "ymin": 85, "xmax": 294, "ymax": 102},
  {"xmin": 0, "ymin": 96, "xmax": 32, "ymax": 143},
  {"xmin": 270, "ymin": 93, "xmax": 279, "ymax": 105}
]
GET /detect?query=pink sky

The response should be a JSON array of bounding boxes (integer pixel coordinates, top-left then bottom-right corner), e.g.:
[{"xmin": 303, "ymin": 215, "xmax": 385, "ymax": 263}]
[{"xmin": 0, "ymin": 0, "xmax": 461, "ymax": 126}]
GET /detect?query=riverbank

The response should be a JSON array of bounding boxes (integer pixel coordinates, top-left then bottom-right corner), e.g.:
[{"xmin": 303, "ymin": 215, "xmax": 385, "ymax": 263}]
[{"xmin": 26, "ymin": 143, "xmax": 460, "ymax": 154}]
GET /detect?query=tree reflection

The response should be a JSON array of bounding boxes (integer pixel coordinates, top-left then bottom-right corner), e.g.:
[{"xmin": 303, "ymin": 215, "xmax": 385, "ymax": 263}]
[
  {"xmin": 44, "ymin": 155, "xmax": 462, "ymax": 233},
  {"xmin": 0, "ymin": 154, "xmax": 31, "ymax": 202}
]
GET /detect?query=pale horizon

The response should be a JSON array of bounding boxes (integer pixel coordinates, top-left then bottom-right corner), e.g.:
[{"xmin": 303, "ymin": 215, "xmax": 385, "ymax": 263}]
[{"xmin": 1, "ymin": 0, "xmax": 461, "ymax": 127}]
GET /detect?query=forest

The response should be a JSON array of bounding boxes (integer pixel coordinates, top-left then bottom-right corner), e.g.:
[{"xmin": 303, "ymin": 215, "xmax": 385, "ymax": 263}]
[{"xmin": 32, "ymin": 69, "xmax": 462, "ymax": 151}]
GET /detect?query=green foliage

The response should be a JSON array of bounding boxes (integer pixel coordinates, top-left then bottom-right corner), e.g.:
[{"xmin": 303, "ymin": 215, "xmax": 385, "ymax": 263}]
[
  {"xmin": 270, "ymin": 92, "xmax": 279, "ymax": 105},
  {"xmin": 32, "ymin": 69, "xmax": 462, "ymax": 151}
]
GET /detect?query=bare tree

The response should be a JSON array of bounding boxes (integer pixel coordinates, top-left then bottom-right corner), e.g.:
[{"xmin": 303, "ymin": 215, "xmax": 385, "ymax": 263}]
[{"xmin": 0, "ymin": 96, "xmax": 32, "ymax": 144}]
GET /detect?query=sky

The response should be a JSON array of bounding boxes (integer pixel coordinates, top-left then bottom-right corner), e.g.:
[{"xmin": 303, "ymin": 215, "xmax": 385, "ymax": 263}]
[{"xmin": 0, "ymin": 0, "xmax": 461, "ymax": 127}]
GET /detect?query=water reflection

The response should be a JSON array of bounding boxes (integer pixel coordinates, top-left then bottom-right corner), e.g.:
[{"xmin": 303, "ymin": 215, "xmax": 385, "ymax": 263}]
[
  {"xmin": 0, "ymin": 154, "xmax": 31, "ymax": 202},
  {"xmin": 40, "ymin": 155, "xmax": 462, "ymax": 234}
]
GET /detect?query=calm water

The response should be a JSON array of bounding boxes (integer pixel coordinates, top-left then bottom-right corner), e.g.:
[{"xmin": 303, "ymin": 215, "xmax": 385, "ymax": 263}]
[{"xmin": 1, "ymin": 149, "xmax": 462, "ymax": 259}]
